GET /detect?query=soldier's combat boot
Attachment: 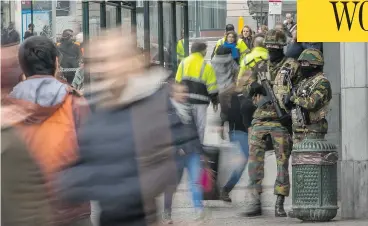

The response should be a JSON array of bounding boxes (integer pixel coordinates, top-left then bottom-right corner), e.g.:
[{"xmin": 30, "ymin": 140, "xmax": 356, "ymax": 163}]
[
  {"xmin": 243, "ymin": 191, "xmax": 262, "ymax": 217},
  {"xmin": 275, "ymin": 195, "xmax": 287, "ymax": 217}
]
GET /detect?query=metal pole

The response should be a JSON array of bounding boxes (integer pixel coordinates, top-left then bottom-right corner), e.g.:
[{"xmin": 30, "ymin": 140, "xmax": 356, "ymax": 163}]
[
  {"xmin": 131, "ymin": 1, "xmax": 137, "ymax": 33},
  {"xmin": 260, "ymin": 0, "xmax": 263, "ymax": 25},
  {"xmin": 100, "ymin": 2, "xmax": 106, "ymax": 28},
  {"xmin": 170, "ymin": 1, "xmax": 177, "ymax": 71},
  {"xmin": 82, "ymin": 1, "xmax": 89, "ymax": 42},
  {"xmin": 116, "ymin": 5, "xmax": 122, "ymax": 25},
  {"xmin": 143, "ymin": 1, "xmax": 150, "ymax": 61},
  {"xmin": 195, "ymin": 0, "xmax": 200, "ymax": 37},
  {"xmin": 157, "ymin": 1, "xmax": 164, "ymax": 66},
  {"xmin": 51, "ymin": 0, "xmax": 56, "ymax": 42},
  {"xmin": 183, "ymin": 1, "xmax": 189, "ymax": 57},
  {"xmin": 30, "ymin": 0, "xmax": 34, "ymax": 34},
  {"xmin": 130, "ymin": 1, "xmax": 137, "ymax": 47}
]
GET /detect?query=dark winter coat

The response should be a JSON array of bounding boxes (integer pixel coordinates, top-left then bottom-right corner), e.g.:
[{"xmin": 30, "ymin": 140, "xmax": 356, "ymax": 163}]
[{"xmin": 57, "ymin": 69, "xmax": 202, "ymax": 226}]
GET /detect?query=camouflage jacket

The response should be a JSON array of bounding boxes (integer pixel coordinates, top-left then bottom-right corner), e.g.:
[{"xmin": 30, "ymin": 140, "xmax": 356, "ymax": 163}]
[
  {"xmin": 290, "ymin": 72, "xmax": 332, "ymax": 133},
  {"xmin": 250, "ymin": 57, "xmax": 301, "ymax": 120}
]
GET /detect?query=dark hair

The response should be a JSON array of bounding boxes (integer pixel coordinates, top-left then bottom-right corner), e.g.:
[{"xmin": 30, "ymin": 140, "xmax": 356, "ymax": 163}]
[
  {"xmin": 216, "ymin": 45, "xmax": 232, "ymax": 55},
  {"xmin": 18, "ymin": 36, "xmax": 58, "ymax": 78},
  {"xmin": 225, "ymin": 31, "xmax": 238, "ymax": 42},
  {"xmin": 28, "ymin": 23, "xmax": 34, "ymax": 29},
  {"xmin": 225, "ymin": 24, "xmax": 235, "ymax": 32},
  {"xmin": 191, "ymin": 41, "xmax": 207, "ymax": 54},
  {"xmin": 61, "ymin": 29, "xmax": 73, "ymax": 41}
]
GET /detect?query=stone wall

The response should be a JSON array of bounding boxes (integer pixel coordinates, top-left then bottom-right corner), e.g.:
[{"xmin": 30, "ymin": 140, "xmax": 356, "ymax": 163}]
[
  {"xmin": 323, "ymin": 43, "xmax": 342, "ymax": 199},
  {"xmin": 340, "ymin": 43, "xmax": 368, "ymax": 219}
]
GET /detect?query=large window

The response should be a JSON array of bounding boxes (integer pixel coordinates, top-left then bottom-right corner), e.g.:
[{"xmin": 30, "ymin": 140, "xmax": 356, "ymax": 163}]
[
  {"xmin": 188, "ymin": 0, "xmax": 226, "ymax": 36},
  {"xmin": 121, "ymin": 8, "xmax": 131, "ymax": 31},
  {"xmin": 106, "ymin": 4, "xmax": 117, "ymax": 29},
  {"xmin": 89, "ymin": 2, "xmax": 101, "ymax": 38}
]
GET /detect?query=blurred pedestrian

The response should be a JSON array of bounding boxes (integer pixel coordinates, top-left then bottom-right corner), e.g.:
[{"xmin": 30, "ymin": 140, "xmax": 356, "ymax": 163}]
[
  {"xmin": 240, "ymin": 25, "xmax": 253, "ymax": 50},
  {"xmin": 3, "ymin": 36, "xmax": 92, "ymax": 226},
  {"xmin": 285, "ymin": 13, "xmax": 296, "ymax": 33},
  {"xmin": 40, "ymin": 25, "xmax": 51, "ymax": 38},
  {"xmin": 56, "ymin": 28, "xmax": 203, "ymax": 226},
  {"xmin": 237, "ymin": 34, "xmax": 268, "ymax": 84},
  {"xmin": 211, "ymin": 45, "xmax": 239, "ymax": 124},
  {"xmin": 176, "ymin": 29, "xmax": 185, "ymax": 64},
  {"xmin": 57, "ymin": 29, "xmax": 82, "ymax": 84},
  {"xmin": 222, "ymin": 31, "xmax": 241, "ymax": 64},
  {"xmin": 5, "ymin": 22, "xmax": 20, "ymax": 44},
  {"xmin": 257, "ymin": 25, "xmax": 268, "ymax": 35},
  {"xmin": 211, "ymin": 24, "xmax": 250, "ymax": 63},
  {"xmin": 176, "ymin": 41, "xmax": 219, "ymax": 143},
  {"xmin": 1, "ymin": 29, "xmax": 55, "ymax": 226},
  {"xmin": 24, "ymin": 23, "xmax": 36, "ymax": 40},
  {"xmin": 285, "ymin": 30, "xmax": 304, "ymax": 59},
  {"xmin": 219, "ymin": 74, "xmax": 256, "ymax": 203}
]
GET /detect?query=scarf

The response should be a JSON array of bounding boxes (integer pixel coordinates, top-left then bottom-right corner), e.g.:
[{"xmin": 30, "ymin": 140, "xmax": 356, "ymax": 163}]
[{"xmin": 223, "ymin": 42, "xmax": 239, "ymax": 60}]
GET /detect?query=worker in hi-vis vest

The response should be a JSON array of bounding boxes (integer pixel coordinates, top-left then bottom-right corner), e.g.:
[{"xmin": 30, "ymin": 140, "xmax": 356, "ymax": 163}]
[
  {"xmin": 175, "ymin": 41, "xmax": 219, "ymax": 143},
  {"xmin": 211, "ymin": 24, "xmax": 250, "ymax": 64},
  {"xmin": 176, "ymin": 29, "xmax": 185, "ymax": 64}
]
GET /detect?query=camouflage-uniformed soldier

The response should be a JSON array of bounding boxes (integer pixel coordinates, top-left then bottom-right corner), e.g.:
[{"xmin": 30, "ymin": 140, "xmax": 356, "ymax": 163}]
[
  {"xmin": 285, "ymin": 49, "xmax": 332, "ymax": 145},
  {"xmin": 244, "ymin": 29, "xmax": 302, "ymax": 217},
  {"xmin": 284, "ymin": 48, "xmax": 332, "ymax": 218}
]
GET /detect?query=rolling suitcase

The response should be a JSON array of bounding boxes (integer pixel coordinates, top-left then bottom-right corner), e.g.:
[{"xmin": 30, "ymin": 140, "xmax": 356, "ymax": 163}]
[{"xmin": 200, "ymin": 145, "xmax": 221, "ymax": 200}]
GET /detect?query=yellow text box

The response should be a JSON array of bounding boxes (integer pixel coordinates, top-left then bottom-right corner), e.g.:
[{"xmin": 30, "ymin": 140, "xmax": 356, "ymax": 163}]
[{"xmin": 297, "ymin": 0, "xmax": 368, "ymax": 42}]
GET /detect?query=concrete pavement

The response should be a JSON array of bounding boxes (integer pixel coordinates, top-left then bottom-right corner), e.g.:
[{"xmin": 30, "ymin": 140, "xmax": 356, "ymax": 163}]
[{"xmin": 155, "ymin": 105, "xmax": 356, "ymax": 225}]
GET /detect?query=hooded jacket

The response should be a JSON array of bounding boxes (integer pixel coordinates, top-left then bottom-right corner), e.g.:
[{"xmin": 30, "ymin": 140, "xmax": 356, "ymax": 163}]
[
  {"xmin": 57, "ymin": 67, "xmax": 202, "ymax": 226},
  {"xmin": 211, "ymin": 54, "xmax": 239, "ymax": 93},
  {"xmin": 2, "ymin": 104, "xmax": 54, "ymax": 226},
  {"xmin": 4, "ymin": 76, "xmax": 91, "ymax": 226}
]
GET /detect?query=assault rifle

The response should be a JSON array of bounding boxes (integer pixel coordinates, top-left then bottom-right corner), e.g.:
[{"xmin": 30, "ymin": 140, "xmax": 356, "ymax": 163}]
[
  {"xmin": 254, "ymin": 61, "xmax": 291, "ymax": 127},
  {"xmin": 282, "ymin": 64, "xmax": 309, "ymax": 127}
]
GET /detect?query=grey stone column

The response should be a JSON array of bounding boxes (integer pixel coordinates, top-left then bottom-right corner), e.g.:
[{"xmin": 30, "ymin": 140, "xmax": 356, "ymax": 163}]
[
  {"xmin": 340, "ymin": 43, "xmax": 368, "ymax": 219},
  {"xmin": 323, "ymin": 43, "xmax": 342, "ymax": 199}
]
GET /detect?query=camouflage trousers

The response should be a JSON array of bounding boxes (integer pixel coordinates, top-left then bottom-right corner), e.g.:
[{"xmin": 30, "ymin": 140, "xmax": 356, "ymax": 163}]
[{"xmin": 248, "ymin": 120, "xmax": 292, "ymax": 196}]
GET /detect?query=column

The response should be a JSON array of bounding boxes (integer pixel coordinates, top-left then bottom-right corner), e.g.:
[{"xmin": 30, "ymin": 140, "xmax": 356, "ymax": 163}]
[
  {"xmin": 340, "ymin": 43, "xmax": 368, "ymax": 219},
  {"xmin": 323, "ymin": 43, "xmax": 342, "ymax": 198}
]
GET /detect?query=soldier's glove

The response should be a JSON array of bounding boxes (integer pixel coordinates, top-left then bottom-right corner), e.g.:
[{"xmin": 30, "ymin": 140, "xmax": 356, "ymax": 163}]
[
  {"xmin": 250, "ymin": 81, "xmax": 266, "ymax": 96},
  {"xmin": 283, "ymin": 93, "xmax": 294, "ymax": 110},
  {"xmin": 279, "ymin": 114, "xmax": 292, "ymax": 129}
]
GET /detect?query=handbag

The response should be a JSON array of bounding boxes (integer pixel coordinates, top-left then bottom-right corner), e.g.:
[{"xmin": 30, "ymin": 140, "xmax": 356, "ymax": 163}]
[
  {"xmin": 199, "ymin": 158, "xmax": 214, "ymax": 193},
  {"xmin": 200, "ymin": 146, "xmax": 221, "ymax": 200}
]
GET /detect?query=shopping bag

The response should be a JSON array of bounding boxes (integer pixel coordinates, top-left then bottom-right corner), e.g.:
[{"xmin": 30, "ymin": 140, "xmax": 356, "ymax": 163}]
[
  {"xmin": 201, "ymin": 145, "xmax": 221, "ymax": 200},
  {"xmin": 200, "ymin": 167, "xmax": 213, "ymax": 193}
]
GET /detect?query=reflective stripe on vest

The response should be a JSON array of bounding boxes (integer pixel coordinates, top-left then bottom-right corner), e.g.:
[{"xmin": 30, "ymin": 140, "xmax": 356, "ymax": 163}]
[{"xmin": 181, "ymin": 59, "xmax": 209, "ymax": 101}]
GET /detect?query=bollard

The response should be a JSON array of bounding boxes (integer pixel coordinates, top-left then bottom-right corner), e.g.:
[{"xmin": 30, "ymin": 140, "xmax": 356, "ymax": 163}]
[{"xmin": 291, "ymin": 134, "xmax": 339, "ymax": 221}]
